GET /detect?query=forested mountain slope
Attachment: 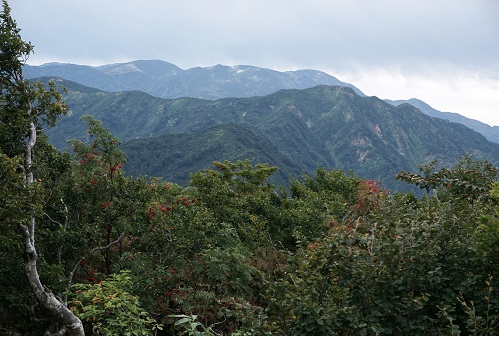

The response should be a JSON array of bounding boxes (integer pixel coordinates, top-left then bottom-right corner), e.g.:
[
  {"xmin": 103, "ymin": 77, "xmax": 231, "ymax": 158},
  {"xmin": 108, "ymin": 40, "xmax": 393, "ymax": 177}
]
[
  {"xmin": 47, "ymin": 79, "xmax": 499, "ymax": 190},
  {"xmin": 121, "ymin": 123, "xmax": 299, "ymax": 186},
  {"xmin": 386, "ymin": 98, "xmax": 499, "ymax": 144}
]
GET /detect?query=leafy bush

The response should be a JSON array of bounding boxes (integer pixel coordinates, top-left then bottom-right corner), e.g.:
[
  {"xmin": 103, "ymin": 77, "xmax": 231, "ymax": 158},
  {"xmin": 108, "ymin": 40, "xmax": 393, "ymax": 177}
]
[{"xmin": 69, "ymin": 271, "xmax": 160, "ymax": 335}]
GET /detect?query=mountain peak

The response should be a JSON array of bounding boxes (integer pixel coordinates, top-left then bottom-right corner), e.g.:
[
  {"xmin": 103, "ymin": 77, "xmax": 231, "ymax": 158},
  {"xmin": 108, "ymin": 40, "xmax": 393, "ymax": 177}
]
[
  {"xmin": 24, "ymin": 59, "xmax": 363, "ymax": 99},
  {"xmin": 39, "ymin": 62, "xmax": 70, "ymax": 67},
  {"xmin": 96, "ymin": 60, "xmax": 182, "ymax": 77},
  {"xmin": 100, "ymin": 62, "xmax": 142, "ymax": 75}
]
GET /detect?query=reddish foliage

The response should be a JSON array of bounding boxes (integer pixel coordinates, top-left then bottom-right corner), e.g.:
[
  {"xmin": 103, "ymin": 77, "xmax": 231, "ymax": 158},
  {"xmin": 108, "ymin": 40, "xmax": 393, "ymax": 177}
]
[
  {"xmin": 147, "ymin": 207, "xmax": 155, "ymax": 218},
  {"xmin": 101, "ymin": 201, "xmax": 111, "ymax": 209},
  {"xmin": 354, "ymin": 179, "xmax": 386, "ymax": 213}
]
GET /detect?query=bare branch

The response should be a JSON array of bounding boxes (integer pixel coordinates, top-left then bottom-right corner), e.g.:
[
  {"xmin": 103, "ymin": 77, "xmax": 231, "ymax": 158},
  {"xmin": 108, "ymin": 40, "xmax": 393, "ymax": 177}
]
[
  {"xmin": 65, "ymin": 227, "xmax": 128, "ymax": 303},
  {"xmin": 43, "ymin": 211, "xmax": 65, "ymax": 229}
]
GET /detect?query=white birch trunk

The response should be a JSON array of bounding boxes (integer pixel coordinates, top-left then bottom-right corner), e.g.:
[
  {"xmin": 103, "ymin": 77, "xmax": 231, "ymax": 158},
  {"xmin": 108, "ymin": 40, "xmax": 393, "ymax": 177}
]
[{"xmin": 19, "ymin": 121, "xmax": 85, "ymax": 336}]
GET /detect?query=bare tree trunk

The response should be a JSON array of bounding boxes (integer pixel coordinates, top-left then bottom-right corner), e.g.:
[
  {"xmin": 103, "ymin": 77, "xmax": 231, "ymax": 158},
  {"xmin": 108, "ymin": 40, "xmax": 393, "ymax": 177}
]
[{"xmin": 19, "ymin": 121, "xmax": 84, "ymax": 336}]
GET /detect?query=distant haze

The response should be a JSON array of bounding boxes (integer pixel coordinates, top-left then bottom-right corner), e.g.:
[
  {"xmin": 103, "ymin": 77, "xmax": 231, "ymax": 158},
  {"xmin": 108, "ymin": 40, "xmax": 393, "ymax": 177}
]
[{"xmin": 10, "ymin": 0, "xmax": 499, "ymax": 126}]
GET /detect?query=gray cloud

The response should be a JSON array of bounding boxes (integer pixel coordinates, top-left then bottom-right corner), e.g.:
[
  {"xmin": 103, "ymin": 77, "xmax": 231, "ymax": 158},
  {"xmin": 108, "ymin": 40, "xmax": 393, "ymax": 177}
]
[
  {"xmin": 8, "ymin": 0, "xmax": 499, "ymax": 125},
  {"xmin": 10, "ymin": 0, "xmax": 498, "ymax": 70}
]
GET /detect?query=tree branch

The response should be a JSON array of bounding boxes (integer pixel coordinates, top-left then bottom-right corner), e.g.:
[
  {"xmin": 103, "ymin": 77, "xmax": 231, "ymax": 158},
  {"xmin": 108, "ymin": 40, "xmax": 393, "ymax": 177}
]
[{"xmin": 65, "ymin": 227, "xmax": 128, "ymax": 303}]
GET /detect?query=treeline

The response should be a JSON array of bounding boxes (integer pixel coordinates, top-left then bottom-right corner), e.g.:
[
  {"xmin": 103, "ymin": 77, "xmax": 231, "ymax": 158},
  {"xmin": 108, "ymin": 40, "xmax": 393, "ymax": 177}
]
[{"xmin": 1, "ymin": 0, "xmax": 499, "ymax": 335}]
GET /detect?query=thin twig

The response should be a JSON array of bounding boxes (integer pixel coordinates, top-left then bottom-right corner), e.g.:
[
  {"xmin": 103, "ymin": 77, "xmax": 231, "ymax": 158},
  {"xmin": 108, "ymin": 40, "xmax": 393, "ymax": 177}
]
[{"xmin": 64, "ymin": 227, "xmax": 127, "ymax": 303}]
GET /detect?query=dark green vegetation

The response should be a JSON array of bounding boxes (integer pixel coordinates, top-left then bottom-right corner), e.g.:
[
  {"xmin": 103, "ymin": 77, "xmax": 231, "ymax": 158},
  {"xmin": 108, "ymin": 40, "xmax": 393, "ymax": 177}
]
[
  {"xmin": 2, "ymin": 1, "xmax": 499, "ymax": 335},
  {"xmin": 4, "ymin": 116, "xmax": 499, "ymax": 335},
  {"xmin": 46, "ymin": 78, "xmax": 499, "ymax": 190},
  {"xmin": 122, "ymin": 123, "xmax": 298, "ymax": 186}
]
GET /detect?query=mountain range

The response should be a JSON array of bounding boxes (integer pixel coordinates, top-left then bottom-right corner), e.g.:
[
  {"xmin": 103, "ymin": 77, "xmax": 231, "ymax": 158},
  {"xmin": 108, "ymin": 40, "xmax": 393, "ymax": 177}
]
[
  {"xmin": 24, "ymin": 60, "xmax": 499, "ymax": 145},
  {"xmin": 43, "ymin": 78, "xmax": 499, "ymax": 190},
  {"xmin": 23, "ymin": 60, "xmax": 364, "ymax": 99}
]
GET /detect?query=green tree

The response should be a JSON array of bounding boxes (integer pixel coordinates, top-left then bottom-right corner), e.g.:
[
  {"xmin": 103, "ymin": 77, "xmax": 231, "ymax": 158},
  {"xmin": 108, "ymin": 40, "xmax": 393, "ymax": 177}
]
[
  {"xmin": 66, "ymin": 115, "xmax": 133, "ymax": 277},
  {"xmin": 396, "ymin": 160, "xmax": 443, "ymax": 194},
  {"xmin": 396, "ymin": 156, "xmax": 498, "ymax": 202},
  {"xmin": 70, "ymin": 270, "xmax": 160, "ymax": 335},
  {"xmin": 189, "ymin": 159, "xmax": 286, "ymax": 249},
  {"xmin": 260, "ymin": 158, "xmax": 498, "ymax": 335},
  {"xmin": 0, "ymin": 0, "xmax": 83, "ymax": 335},
  {"xmin": 282, "ymin": 167, "xmax": 360, "ymax": 242}
]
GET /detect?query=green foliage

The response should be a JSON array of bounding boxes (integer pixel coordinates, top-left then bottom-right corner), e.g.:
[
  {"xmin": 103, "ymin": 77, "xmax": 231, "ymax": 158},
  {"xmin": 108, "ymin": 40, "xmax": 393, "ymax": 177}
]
[
  {"xmin": 45, "ymin": 81, "xmax": 499, "ymax": 192},
  {"xmin": 397, "ymin": 156, "xmax": 499, "ymax": 201},
  {"xmin": 0, "ymin": 0, "xmax": 35, "ymax": 154},
  {"xmin": 396, "ymin": 160, "xmax": 443, "ymax": 193},
  {"xmin": 260, "ymin": 187, "xmax": 497, "ymax": 335},
  {"xmin": 0, "ymin": 154, "xmax": 32, "ymax": 333},
  {"xmin": 283, "ymin": 167, "xmax": 361, "ymax": 242},
  {"xmin": 190, "ymin": 159, "xmax": 289, "ymax": 249},
  {"xmin": 69, "ymin": 114, "xmax": 128, "ymax": 169},
  {"xmin": 59, "ymin": 115, "xmax": 154, "ymax": 283},
  {"xmin": 70, "ymin": 270, "xmax": 160, "ymax": 335},
  {"xmin": 168, "ymin": 314, "xmax": 215, "ymax": 336},
  {"xmin": 0, "ymin": 152, "xmax": 40, "ymax": 228},
  {"xmin": 458, "ymin": 276, "xmax": 499, "ymax": 335},
  {"xmin": 122, "ymin": 123, "xmax": 295, "ymax": 186},
  {"xmin": 0, "ymin": 1, "xmax": 82, "ymax": 335}
]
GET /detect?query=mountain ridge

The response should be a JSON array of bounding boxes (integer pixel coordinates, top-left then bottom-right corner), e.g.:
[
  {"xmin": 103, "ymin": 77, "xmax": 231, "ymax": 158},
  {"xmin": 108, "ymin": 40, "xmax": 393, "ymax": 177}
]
[
  {"xmin": 24, "ymin": 59, "xmax": 365, "ymax": 99},
  {"xmin": 385, "ymin": 98, "xmax": 499, "ymax": 143},
  {"xmin": 44, "ymin": 80, "xmax": 499, "ymax": 190},
  {"xmin": 24, "ymin": 60, "xmax": 498, "ymax": 144}
]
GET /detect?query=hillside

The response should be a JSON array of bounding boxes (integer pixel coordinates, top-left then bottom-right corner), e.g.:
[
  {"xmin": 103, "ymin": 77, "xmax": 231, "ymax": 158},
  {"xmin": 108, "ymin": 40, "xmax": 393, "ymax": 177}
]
[
  {"xmin": 121, "ymin": 123, "xmax": 300, "ymax": 186},
  {"xmin": 46, "ymin": 79, "xmax": 499, "ymax": 190},
  {"xmin": 24, "ymin": 60, "xmax": 365, "ymax": 99},
  {"xmin": 386, "ymin": 98, "xmax": 499, "ymax": 144}
]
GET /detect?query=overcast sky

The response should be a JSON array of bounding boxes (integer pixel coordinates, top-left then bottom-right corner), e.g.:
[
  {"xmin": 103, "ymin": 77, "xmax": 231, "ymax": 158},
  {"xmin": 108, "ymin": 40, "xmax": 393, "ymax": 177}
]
[{"xmin": 9, "ymin": 0, "xmax": 499, "ymax": 126}]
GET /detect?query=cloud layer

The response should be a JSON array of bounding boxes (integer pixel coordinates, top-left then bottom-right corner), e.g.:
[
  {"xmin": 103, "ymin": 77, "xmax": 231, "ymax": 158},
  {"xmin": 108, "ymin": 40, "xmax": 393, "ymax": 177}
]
[{"xmin": 10, "ymin": 0, "xmax": 499, "ymax": 125}]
